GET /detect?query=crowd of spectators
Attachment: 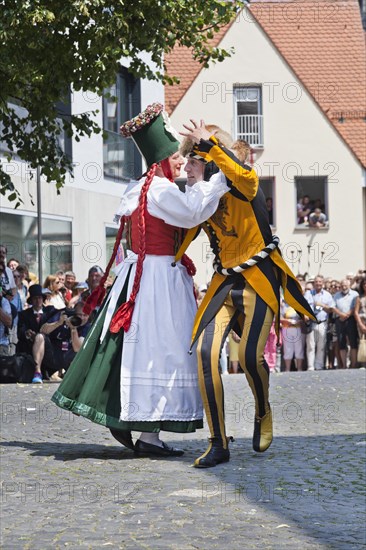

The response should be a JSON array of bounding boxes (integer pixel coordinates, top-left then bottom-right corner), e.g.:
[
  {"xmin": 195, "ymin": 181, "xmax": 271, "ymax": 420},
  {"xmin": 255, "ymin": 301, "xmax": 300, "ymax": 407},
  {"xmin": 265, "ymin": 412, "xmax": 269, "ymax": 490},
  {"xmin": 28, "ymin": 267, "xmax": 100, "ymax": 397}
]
[
  {"xmin": 196, "ymin": 269, "xmax": 366, "ymax": 373},
  {"xmin": 1, "ymin": 239, "xmax": 365, "ymax": 382},
  {"xmin": 0, "ymin": 243, "xmax": 99, "ymax": 383}
]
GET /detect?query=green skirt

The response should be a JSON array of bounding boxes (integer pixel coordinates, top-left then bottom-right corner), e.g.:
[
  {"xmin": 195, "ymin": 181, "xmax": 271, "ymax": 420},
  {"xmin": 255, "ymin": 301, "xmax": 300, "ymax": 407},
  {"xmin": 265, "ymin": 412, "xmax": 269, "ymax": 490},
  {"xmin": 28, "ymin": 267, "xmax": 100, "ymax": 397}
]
[{"xmin": 52, "ymin": 273, "xmax": 203, "ymax": 433}]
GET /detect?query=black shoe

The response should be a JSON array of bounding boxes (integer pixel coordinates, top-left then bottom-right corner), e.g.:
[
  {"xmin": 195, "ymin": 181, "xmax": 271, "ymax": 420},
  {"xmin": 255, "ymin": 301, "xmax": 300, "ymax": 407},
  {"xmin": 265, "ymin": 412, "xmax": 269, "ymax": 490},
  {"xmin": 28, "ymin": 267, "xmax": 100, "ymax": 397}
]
[
  {"xmin": 134, "ymin": 439, "xmax": 184, "ymax": 457},
  {"xmin": 253, "ymin": 408, "xmax": 273, "ymax": 453},
  {"xmin": 109, "ymin": 428, "xmax": 135, "ymax": 451},
  {"xmin": 194, "ymin": 437, "xmax": 232, "ymax": 468}
]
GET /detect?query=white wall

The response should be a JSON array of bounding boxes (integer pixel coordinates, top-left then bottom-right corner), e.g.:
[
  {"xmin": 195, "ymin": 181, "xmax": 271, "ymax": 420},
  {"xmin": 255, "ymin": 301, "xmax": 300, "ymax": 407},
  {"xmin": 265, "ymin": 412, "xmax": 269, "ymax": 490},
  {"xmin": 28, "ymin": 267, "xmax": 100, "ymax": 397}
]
[{"xmin": 170, "ymin": 7, "xmax": 365, "ymax": 281}]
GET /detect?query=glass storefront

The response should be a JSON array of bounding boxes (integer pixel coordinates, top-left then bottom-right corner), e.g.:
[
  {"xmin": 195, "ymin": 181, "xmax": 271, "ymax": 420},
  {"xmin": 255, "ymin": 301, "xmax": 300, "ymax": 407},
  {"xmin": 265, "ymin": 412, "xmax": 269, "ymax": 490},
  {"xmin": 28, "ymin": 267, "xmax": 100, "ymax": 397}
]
[{"xmin": 0, "ymin": 211, "xmax": 72, "ymax": 282}]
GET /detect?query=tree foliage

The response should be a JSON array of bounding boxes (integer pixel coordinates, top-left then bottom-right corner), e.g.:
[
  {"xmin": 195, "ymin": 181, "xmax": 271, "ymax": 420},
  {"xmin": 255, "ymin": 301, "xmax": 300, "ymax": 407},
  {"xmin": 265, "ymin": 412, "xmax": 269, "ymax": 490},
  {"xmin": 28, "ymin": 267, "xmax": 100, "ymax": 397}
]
[{"xmin": 0, "ymin": 0, "xmax": 242, "ymax": 205}]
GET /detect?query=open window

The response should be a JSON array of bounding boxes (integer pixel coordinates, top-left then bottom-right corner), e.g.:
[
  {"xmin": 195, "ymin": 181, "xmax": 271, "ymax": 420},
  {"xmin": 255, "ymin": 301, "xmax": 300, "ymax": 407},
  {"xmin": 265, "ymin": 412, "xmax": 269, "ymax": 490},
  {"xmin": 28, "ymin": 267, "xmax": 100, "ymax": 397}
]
[{"xmin": 295, "ymin": 176, "xmax": 328, "ymax": 228}]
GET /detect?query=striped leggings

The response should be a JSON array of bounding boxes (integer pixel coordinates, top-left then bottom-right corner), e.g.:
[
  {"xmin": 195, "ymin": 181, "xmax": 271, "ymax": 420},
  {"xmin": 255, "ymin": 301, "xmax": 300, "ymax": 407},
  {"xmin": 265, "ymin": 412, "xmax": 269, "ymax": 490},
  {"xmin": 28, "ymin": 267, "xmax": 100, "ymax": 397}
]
[{"xmin": 196, "ymin": 282, "xmax": 273, "ymax": 447}]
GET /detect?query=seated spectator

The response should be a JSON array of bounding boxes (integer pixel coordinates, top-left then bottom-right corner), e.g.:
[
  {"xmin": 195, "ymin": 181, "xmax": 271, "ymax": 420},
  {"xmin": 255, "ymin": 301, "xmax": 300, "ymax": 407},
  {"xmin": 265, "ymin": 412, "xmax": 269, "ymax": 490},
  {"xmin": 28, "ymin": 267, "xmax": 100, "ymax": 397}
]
[
  {"xmin": 14, "ymin": 268, "xmax": 28, "ymax": 309},
  {"xmin": 333, "ymin": 279, "xmax": 359, "ymax": 368},
  {"xmin": 43, "ymin": 275, "xmax": 67, "ymax": 310},
  {"xmin": 297, "ymin": 195, "xmax": 312, "ymax": 224},
  {"xmin": 7, "ymin": 258, "xmax": 20, "ymax": 271},
  {"xmin": 0, "ymin": 292, "xmax": 12, "ymax": 356},
  {"xmin": 0, "ymin": 245, "xmax": 16, "ymax": 299},
  {"xmin": 8, "ymin": 278, "xmax": 23, "ymax": 355},
  {"xmin": 64, "ymin": 271, "xmax": 77, "ymax": 298},
  {"xmin": 81, "ymin": 266, "xmax": 104, "ymax": 321},
  {"xmin": 308, "ymin": 208, "xmax": 327, "ymax": 228},
  {"xmin": 68, "ymin": 282, "xmax": 89, "ymax": 308},
  {"xmin": 55, "ymin": 270, "xmax": 72, "ymax": 304},
  {"xmin": 17, "ymin": 285, "xmax": 59, "ymax": 383}
]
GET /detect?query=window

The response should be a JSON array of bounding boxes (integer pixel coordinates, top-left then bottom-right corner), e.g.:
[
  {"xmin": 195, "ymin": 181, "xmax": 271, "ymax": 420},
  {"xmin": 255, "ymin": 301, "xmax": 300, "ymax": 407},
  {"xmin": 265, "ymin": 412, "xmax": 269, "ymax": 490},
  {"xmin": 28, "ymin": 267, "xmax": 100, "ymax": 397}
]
[
  {"xmin": 295, "ymin": 177, "xmax": 328, "ymax": 228},
  {"xmin": 259, "ymin": 177, "xmax": 275, "ymax": 226},
  {"xmin": 0, "ymin": 212, "xmax": 72, "ymax": 279},
  {"xmin": 103, "ymin": 68, "xmax": 141, "ymax": 182},
  {"xmin": 234, "ymin": 86, "xmax": 263, "ymax": 147},
  {"xmin": 0, "ymin": 94, "xmax": 72, "ymax": 161}
]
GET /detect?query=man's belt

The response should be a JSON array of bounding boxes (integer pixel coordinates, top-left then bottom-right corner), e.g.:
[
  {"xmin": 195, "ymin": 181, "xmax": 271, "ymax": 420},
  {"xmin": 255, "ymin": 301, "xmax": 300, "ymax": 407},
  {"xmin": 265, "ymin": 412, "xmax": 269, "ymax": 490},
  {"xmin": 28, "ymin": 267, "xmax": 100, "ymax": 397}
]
[{"xmin": 213, "ymin": 235, "xmax": 280, "ymax": 276}]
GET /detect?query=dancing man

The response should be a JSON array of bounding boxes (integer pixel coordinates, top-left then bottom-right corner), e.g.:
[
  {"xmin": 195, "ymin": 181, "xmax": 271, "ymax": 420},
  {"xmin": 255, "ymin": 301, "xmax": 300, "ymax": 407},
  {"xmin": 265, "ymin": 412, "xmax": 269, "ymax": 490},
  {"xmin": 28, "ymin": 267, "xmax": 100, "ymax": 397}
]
[{"xmin": 178, "ymin": 121, "xmax": 316, "ymax": 467}]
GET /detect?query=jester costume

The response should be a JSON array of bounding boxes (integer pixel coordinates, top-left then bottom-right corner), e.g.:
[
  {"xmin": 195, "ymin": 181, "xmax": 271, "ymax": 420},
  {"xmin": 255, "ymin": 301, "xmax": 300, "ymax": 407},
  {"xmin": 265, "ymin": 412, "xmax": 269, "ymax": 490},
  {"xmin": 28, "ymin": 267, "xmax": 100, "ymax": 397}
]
[{"xmin": 176, "ymin": 135, "xmax": 316, "ymax": 467}]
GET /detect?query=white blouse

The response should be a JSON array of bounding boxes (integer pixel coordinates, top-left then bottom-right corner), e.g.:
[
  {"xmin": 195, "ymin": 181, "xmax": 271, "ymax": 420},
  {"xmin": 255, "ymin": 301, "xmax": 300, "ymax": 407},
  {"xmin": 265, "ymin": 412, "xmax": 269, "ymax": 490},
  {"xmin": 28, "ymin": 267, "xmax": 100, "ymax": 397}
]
[{"xmin": 115, "ymin": 172, "xmax": 229, "ymax": 228}]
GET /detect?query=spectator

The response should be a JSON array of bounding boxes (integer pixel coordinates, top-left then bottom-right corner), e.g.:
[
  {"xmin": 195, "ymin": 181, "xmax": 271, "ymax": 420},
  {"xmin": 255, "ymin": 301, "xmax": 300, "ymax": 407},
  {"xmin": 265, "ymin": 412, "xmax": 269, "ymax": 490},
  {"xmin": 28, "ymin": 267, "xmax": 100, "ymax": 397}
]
[
  {"xmin": 43, "ymin": 275, "xmax": 67, "ymax": 310},
  {"xmin": 264, "ymin": 319, "xmax": 278, "ymax": 373},
  {"xmin": 297, "ymin": 195, "xmax": 312, "ymax": 224},
  {"xmin": 8, "ymin": 277, "xmax": 23, "ymax": 355},
  {"xmin": 40, "ymin": 302, "xmax": 91, "ymax": 378},
  {"xmin": 228, "ymin": 331, "xmax": 241, "ymax": 374},
  {"xmin": 266, "ymin": 197, "xmax": 273, "ymax": 225},
  {"xmin": 81, "ymin": 266, "xmax": 104, "ymax": 321},
  {"xmin": 280, "ymin": 302, "xmax": 306, "ymax": 371},
  {"xmin": 68, "ymin": 282, "xmax": 89, "ymax": 308},
  {"xmin": 308, "ymin": 208, "xmax": 327, "ymax": 228},
  {"xmin": 333, "ymin": 279, "xmax": 359, "ymax": 368},
  {"xmin": 304, "ymin": 275, "xmax": 335, "ymax": 370},
  {"xmin": 327, "ymin": 280, "xmax": 342, "ymax": 369},
  {"xmin": 13, "ymin": 268, "xmax": 28, "ymax": 309},
  {"xmin": 64, "ymin": 271, "xmax": 77, "ymax": 296},
  {"xmin": 354, "ymin": 277, "xmax": 366, "ymax": 366},
  {"xmin": 55, "ymin": 270, "xmax": 71, "ymax": 305},
  {"xmin": 0, "ymin": 292, "xmax": 12, "ymax": 356},
  {"xmin": 7, "ymin": 258, "xmax": 20, "ymax": 271},
  {"xmin": 0, "ymin": 245, "xmax": 16, "ymax": 299},
  {"xmin": 17, "ymin": 285, "xmax": 59, "ymax": 383}
]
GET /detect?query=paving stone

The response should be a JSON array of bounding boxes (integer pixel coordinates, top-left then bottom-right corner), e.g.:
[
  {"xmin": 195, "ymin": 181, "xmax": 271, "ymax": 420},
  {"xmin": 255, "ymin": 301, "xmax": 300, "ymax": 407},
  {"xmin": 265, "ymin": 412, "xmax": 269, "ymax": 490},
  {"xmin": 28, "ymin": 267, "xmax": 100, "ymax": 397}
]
[{"xmin": 1, "ymin": 370, "xmax": 365, "ymax": 549}]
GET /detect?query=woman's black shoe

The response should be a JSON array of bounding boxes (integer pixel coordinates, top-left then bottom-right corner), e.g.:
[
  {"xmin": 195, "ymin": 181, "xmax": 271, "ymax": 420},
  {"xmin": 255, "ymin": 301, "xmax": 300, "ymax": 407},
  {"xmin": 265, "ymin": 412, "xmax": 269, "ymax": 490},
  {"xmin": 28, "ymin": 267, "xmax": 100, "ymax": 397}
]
[
  {"xmin": 134, "ymin": 440, "xmax": 184, "ymax": 457},
  {"xmin": 109, "ymin": 428, "xmax": 135, "ymax": 451}
]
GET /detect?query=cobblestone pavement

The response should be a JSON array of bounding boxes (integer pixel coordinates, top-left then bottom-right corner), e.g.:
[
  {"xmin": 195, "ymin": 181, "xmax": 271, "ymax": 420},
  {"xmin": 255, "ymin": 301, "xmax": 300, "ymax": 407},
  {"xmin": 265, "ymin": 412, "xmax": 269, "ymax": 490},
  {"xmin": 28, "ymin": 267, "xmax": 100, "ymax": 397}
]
[{"xmin": 1, "ymin": 370, "xmax": 365, "ymax": 550}]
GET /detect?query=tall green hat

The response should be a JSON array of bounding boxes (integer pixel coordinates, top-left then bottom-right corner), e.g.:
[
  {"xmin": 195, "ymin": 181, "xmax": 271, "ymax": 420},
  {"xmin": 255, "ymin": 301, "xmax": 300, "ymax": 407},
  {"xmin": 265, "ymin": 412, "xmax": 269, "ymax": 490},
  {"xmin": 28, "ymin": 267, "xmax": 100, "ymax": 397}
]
[{"xmin": 120, "ymin": 103, "xmax": 180, "ymax": 167}]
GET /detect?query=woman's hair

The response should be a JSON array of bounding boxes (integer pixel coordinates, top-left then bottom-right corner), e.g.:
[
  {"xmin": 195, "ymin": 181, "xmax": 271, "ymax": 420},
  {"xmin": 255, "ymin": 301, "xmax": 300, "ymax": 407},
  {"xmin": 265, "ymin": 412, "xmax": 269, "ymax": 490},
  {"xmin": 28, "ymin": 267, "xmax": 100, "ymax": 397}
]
[
  {"xmin": 43, "ymin": 274, "xmax": 57, "ymax": 291},
  {"xmin": 160, "ymin": 158, "xmax": 174, "ymax": 181},
  {"xmin": 358, "ymin": 276, "xmax": 366, "ymax": 296}
]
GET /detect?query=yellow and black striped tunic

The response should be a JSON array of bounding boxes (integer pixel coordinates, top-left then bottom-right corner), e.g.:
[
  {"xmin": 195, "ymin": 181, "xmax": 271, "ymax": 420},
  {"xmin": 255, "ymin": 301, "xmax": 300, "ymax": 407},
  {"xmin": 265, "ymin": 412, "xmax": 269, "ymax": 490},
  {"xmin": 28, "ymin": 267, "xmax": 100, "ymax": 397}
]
[{"xmin": 175, "ymin": 136, "xmax": 316, "ymax": 346}]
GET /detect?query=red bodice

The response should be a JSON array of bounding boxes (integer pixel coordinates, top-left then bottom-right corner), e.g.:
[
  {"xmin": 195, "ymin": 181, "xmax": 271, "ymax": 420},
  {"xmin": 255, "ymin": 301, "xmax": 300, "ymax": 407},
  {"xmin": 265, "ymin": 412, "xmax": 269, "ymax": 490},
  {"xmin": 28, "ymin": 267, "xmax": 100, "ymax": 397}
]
[{"xmin": 127, "ymin": 208, "xmax": 186, "ymax": 256}]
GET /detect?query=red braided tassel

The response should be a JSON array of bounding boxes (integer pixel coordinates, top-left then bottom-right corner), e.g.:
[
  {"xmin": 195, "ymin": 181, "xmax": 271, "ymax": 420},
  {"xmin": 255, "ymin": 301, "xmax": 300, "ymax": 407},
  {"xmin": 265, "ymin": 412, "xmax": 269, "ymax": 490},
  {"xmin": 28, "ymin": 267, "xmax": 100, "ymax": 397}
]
[
  {"xmin": 83, "ymin": 285, "xmax": 106, "ymax": 316},
  {"xmin": 110, "ymin": 165, "xmax": 157, "ymax": 333},
  {"xmin": 83, "ymin": 216, "xmax": 126, "ymax": 316},
  {"xmin": 181, "ymin": 254, "xmax": 196, "ymax": 276},
  {"xmin": 109, "ymin": 301, "xmax": 135, "ymax": 333}
]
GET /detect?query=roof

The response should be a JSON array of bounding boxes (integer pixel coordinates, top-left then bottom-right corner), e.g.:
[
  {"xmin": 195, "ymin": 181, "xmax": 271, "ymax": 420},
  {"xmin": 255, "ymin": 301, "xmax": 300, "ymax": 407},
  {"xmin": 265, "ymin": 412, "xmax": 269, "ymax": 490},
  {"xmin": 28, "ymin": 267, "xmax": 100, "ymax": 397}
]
[
  {"xmin": 164, "ymin": 23, "xmax": 232, "ymax": 115},
  {"xmin": 165, "ymin": 0, "xmax": 366, "ymax": 166}
]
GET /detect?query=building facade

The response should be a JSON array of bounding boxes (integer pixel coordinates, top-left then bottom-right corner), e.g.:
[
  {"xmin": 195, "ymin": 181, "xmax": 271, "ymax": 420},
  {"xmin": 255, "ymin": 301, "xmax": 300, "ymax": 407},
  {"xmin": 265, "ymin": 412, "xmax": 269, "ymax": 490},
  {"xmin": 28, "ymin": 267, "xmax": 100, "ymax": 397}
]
[
  {"xmin": 166, "ymin": 0, "xmax": 366, "ymax": 284},
  {"xmin": 0, "ymin": 56, "xmax": 163, "ymax": 282}
]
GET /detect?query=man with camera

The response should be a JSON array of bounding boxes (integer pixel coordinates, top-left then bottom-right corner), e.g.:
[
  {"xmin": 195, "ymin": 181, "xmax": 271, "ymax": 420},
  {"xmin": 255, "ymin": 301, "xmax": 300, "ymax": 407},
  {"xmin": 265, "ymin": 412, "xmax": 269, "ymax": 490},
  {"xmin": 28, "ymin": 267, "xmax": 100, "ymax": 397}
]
[
  {"xmin": 304, "ymin": 275, "xmax": 335, "ymax": 370},
  {"xmin": 40, "ymin": 302, "xmax": 91, "ymax": 376}
]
